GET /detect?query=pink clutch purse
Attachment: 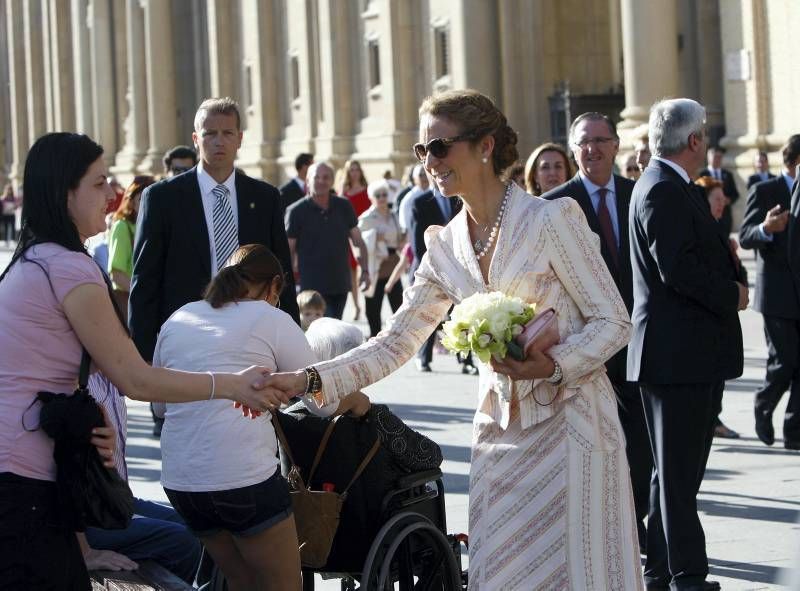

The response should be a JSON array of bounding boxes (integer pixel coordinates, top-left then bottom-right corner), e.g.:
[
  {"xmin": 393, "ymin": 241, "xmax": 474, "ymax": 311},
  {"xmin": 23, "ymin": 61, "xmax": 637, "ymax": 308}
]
[{"xmin": 507, "ymin": 308, "xmax": 559, "ymax": 361}]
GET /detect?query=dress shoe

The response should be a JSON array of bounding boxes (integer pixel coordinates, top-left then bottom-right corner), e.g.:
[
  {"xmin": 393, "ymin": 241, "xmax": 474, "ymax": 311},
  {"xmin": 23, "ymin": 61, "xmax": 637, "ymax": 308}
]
[
  {"xmin": 754, "ymin": 409, "xmax": 775, "ymax": 446},
  {"xmin": 713, "ymin": 422, "xmax": 739, "ymax": 439},
  {"xmin": 415, "ymin": 359, "xmax": 432, "ymax": 373},
  {"xmin": 785, "ymin": 439, "xmax": 800, "ymax": 450},
  {"xmin": 647, "ymin": 580, "xmax": 721, "ymax": 591}
]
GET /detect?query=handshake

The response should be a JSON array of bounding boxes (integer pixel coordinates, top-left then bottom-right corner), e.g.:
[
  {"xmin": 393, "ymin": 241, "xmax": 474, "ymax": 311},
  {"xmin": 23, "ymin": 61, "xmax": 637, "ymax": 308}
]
[{"xmin": 231, "ymin": 367, "xmax": 309, "ymax": 418}]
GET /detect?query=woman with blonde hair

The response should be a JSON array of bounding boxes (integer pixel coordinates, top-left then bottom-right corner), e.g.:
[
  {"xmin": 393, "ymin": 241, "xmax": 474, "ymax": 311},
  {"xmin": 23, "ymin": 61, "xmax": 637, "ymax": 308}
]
[
  {"xmin": 262, "ymin": 90, "xmax": 643, "ymax": 590},
  {"xmin": 523, "ymin": 142, "xmax": 573, "ymax": 196}
]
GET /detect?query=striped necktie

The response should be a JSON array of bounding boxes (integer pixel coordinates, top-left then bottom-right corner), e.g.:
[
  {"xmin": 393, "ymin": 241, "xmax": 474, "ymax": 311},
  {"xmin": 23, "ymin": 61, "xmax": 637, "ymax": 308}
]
[{"xmin": 211, "ymin": 184, "xmax": 238, "ymax": 271}]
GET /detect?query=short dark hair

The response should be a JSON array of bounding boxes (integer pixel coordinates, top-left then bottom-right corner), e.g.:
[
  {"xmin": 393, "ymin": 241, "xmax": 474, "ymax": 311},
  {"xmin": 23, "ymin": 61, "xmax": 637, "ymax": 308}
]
[
  {"xmin": 568, "ymin": 112, "xmax": 618, "ymax": 147},
  {"xmin": 194, "ymin": 97, "xmax": 241, "ymax": 131},
  {"xmin": 294, "ymin": 153, "xmax": 314, "ymax": 172},
  {"xmin": 204, "ymin": 244, "xmax": 285, "ymax": 309},
  {"xmin": 163, "ymin": 145, "xmax": 198, "ymax": 171},
  {"xmin": 782, "ymin": 135, "xmax": 800, "ymax": 168}
]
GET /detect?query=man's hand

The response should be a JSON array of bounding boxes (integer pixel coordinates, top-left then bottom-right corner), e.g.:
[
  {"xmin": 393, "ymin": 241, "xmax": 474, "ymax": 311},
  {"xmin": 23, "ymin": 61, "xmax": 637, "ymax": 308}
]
[
  {"xmin": 763, "ymin": 204, "xmax": 789, "ymax": 234},
  {"xmin": 736, "ymin": 282, "xmax": 749, "ymax": 311},
  {"xmin": 84, "ymin": 548, "xmax": 138, "ymax": 571},
  {"xmin": 91, "ymin": 406, "xmax": 116, "ymax": 469}
]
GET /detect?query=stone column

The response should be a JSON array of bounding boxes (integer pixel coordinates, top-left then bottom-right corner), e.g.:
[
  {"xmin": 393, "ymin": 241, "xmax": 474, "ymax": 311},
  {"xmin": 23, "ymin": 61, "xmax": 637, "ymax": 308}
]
[
  {"xmin": 48, "ymin": 0, "xmax": 76, "ymax": 131},
  {"xmin": 139, "ymin": 0, "xmax": 177, "ymax": 175},
  {"xmin": 618, "ymin": 0, "xmax": 680, "ymax": 134},
  {"xmin": 113, "ymin": 0, "xmax": 148, "ymax": 175},
  {"xmin": 88, "ymin": 0, "xmax": 118, "ymax": 159},
  {"xmin": 5, "ymin": 0, "xmax": 28, "ymax": 188},
  {"xmin": 236, "ymin": 0, "xmax": 282, "ymax": 180},
  {"xmin": 206, "ymin": 0, "xmax": 235, "ymax": 97},
  {"xmin": 23, "ymin": 0, "xmax": 46, "ymax": 142},
  {"xmin": 71, "ymin": 0, "xmax": 94, "ymax": 136},
  {"xmin": 498, "ymin": 0, "xmax": 544, "ymax": 157},
  {"xmin": 314, "ymin": 0, "xmax": 357, "ymax": 167}
]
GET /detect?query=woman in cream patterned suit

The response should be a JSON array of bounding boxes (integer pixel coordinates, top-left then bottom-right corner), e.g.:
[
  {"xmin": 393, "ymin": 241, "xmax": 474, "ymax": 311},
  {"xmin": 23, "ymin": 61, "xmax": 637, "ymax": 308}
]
[{"xmin": 262, "ymin": 90, "xmax": 643, "ymax": 590}]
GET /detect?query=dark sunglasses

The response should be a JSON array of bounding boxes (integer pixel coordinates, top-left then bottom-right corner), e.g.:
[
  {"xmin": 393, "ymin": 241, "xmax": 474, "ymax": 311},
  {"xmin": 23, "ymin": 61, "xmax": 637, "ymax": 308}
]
[
  {"xmin": 170, "ymin": 166, "xmax": 191, "ymax": 174},
  {"xmin": 412, "ymin": 135, "xmax": 471, "ymax": 162}
]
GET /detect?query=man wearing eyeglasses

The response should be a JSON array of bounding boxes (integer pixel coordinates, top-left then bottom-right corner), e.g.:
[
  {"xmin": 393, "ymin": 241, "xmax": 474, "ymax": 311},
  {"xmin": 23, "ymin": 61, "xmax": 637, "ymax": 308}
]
[
  {"xmin": 541, "ymin": 111, "xmax": 650, "ymax": 552},
  {"xmin": 162, "ymin": 145, "xmax": 198, "ymax": 178}
]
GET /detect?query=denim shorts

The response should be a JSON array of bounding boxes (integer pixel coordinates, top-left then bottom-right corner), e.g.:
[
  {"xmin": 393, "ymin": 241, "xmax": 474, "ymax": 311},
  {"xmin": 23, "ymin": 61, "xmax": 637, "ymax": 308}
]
[{"xmin": 164, "ymin": 469, "xmax": 292, "ymax": 538}]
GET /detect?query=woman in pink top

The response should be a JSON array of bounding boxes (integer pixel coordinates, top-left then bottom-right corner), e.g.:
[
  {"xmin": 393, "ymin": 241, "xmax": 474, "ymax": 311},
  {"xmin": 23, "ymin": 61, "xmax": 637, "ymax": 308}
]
[{"xmin": 0, "ymin": 133, "xmax": 287, "ymax": 589}]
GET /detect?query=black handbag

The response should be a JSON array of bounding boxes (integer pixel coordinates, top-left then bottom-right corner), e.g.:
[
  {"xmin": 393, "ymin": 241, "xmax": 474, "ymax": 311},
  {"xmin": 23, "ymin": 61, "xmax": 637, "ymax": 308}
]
[{"xmin": 33, "ymin": 348, "xmax": 135, "ymax": 531}]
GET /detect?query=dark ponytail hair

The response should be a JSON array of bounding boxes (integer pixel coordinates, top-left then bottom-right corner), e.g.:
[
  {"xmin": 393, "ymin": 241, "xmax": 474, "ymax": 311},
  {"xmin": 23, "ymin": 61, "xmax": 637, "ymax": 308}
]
[
  {"xmin": 0, "ymin": 132, "xmax": 104, "ymax": 282},
  {"xmin": 204, "ymin": 244, "xmax": 285, "ymax": 309}
]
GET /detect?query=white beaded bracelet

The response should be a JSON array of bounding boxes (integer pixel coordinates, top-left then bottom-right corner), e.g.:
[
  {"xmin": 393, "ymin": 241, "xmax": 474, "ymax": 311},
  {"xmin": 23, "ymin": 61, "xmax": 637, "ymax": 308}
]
[{"xmin": 207, "ymin": 371, "xmax": 216, "ymax": 400}]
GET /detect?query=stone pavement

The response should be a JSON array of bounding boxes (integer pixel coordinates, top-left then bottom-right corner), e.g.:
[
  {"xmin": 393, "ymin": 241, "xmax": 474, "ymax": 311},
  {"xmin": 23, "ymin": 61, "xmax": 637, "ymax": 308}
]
[{"xmin": 1, "ymin": 243, "xmax": 798, "ymax": 589}]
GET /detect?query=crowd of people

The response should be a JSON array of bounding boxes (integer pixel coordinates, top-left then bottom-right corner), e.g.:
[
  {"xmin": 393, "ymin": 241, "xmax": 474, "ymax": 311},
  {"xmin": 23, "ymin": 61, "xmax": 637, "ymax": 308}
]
[{"xmin": 0, "ymin": 86, "xmax": 796, "ymax": 591}]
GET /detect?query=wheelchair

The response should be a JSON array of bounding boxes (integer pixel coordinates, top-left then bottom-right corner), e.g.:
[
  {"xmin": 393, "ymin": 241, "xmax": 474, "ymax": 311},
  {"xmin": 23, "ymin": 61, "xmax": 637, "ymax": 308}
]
[{"xmin": 207, "ymin": 410, "xmax": 468, "ymax": 590}]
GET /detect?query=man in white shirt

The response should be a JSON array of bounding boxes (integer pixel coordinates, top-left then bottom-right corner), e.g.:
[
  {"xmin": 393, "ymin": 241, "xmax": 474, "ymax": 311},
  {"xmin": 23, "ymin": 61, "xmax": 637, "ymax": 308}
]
[{"xmin": 130, "ymin": 97, "xmax": 299, "ymax": 367}]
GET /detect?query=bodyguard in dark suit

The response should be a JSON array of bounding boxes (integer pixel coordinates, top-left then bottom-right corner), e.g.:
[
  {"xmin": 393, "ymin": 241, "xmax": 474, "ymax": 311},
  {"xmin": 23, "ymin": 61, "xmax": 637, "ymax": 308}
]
[
  {"xmin": 628, "ymin": 99, "xmax": 746, "ymax": 591},
  {"xmin": 279, "ymin": 152, "xmax": 313, "ymax": 212},
  {"xmin": 699, "ymin": 145, "xmax": 740, "ymax": 236},
  {"xmin": 739, "ymin": 135, "xmax": 800, "ymax": 449},
  {"xmin": 542, "ymin": 112, "xmax": 651, "ymax": 550},
  {"xmin": 408, "ymin": 187, "xmax": 461, "ymax": 371},
  {"xmin": 130, "ymin": 98, "xmax": 299, "ymax": 364},
  {"xmin": 746, "ymin": 150, "xmax": 776, "ymax": 189}
]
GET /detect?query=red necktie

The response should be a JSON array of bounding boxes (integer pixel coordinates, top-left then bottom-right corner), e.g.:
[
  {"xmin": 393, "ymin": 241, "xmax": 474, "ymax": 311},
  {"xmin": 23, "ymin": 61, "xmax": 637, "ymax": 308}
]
[{"xmin": 596, "ymin": 188, "xmax": 619, "ymax": 269}]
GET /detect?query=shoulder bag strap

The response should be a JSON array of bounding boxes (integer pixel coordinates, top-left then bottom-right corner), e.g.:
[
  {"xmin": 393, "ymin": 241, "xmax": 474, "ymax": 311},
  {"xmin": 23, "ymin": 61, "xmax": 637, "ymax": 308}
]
[
  {"xmin": 78, "ymin": 348, "xmax": 91, "ymax": 391},
  {"xmin": 307, "ymin": 415, "xmax": 342, "ymax": 484},
  {"xmin": 270, "ymin": 410, "xmax": 306, "ymax": 489},
  {"xmin": 341, "ymin": 439, "xmax": 381, "ymax": 497}
]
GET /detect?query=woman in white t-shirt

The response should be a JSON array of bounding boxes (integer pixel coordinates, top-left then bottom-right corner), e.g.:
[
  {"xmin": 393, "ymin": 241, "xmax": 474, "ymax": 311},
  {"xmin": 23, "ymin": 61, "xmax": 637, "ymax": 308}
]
[{"xmin": 154, "ymin": 244, "xmax": 368, "ymax": 591}]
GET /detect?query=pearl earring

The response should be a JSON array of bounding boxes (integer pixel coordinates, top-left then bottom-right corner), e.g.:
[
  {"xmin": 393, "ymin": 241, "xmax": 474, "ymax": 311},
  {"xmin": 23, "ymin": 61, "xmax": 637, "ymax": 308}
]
[{"xmin": 482, "ymin": 157, "xmax": 488, "ymax": 164}]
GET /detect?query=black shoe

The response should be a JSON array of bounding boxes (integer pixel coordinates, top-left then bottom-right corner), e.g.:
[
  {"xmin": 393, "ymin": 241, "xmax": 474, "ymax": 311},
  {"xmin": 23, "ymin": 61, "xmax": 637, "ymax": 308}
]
[
  {"xmin": 785, "ymin": 439, "xmax": 800, "ymax": 450},
  {"xmin": 754, "ymin": 409, "xmax": 774, "ymax": 446},
  {"xmin": 461, "ymin": 363, "xmax": 479, "ymax": 375},
  {"xmin": 415, "ymin": 359, "xmax": 432, "ymax": 373}
]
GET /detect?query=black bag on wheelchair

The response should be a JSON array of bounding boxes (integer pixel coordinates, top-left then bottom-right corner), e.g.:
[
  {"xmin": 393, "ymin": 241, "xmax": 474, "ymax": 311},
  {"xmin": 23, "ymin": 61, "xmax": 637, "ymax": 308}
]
[{"xmin": 274, "ymin": 408, "xmax": 397, "ymax": 573}]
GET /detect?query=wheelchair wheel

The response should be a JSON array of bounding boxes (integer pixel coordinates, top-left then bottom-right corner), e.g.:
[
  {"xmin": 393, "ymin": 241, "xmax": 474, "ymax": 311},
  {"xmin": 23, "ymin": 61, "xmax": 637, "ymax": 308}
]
[{"xmin": 361, "ymin": 512, "xmax": 461, "ymax": 590}]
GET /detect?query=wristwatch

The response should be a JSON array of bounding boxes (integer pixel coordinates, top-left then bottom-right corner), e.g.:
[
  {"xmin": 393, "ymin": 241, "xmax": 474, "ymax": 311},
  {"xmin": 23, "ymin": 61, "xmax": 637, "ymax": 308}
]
[{"xmin": 546, "ymin": 360, "xmax": 563, "ymax": 385}]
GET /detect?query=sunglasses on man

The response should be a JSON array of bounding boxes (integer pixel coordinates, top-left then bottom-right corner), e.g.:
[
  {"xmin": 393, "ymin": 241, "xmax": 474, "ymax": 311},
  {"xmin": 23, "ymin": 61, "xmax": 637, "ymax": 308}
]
[{"xmin": 412, "ymin": 134, "xmax": 472, "ymax": 162}]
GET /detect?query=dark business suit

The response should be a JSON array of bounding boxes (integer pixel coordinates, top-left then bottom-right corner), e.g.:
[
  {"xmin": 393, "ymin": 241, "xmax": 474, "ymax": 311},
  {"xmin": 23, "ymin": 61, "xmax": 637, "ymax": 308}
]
[
  {"xmin": 740, "ymin": 176, "xmax": 800, "ymax": 443},
  {"xmin": 698, "ymin": 166, "xmax": 740, "ymax": 236},
  {"xmin": 542, "ymin": 173, "xmax": 651, "ymax": 548},
  {"xmin": 409, "ymin": 190, "xmax": 462, "ymax": 365},
  {"xmin": 130, "ymin": 167, "xmax": 300, "ymax": 362},
  {"xmin": 628, "ymin": 159, "xmax": 743, "ymax": 589},
  {"xmin": 279, "ymin": 178, "xmax": 305, "ymax": 212},
  {"xmin": 747, "ymin": 171, "xmax": 776, "ymax": 189}
]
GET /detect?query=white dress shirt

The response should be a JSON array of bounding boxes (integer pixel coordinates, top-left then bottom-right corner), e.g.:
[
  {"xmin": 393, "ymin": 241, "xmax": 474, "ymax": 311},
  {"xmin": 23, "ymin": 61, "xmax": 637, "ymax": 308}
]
[
  {"xmin": 652, "ymin": 156, "xmax": 691, "ymax": 184},
  {"xmin": 580, "ymin": 173, "xmax": 620, "ymax": 246},
  {"xmin": 197, "ymin": 164, "xmax": 239, "ymax": 275}
]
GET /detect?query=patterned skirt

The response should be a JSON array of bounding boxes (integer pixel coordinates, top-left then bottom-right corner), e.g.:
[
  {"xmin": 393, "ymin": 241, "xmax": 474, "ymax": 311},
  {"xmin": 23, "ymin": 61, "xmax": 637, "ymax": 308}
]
[{"xmin": 467, "ymin": 387, "xmax": 644, "ymax": 591}]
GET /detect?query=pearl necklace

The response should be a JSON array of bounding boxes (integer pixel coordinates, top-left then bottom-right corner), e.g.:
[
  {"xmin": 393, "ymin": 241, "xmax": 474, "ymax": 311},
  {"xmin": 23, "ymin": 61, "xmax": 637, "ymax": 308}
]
[{"xmin": 472, "ymin": 183, "xmax": 511, "ymax": 259}]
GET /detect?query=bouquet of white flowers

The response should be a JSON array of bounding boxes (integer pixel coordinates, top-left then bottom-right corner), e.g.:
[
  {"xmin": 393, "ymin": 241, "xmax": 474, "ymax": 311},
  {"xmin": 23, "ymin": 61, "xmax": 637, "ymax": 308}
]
[{"xmin": 440, "ymin": 291, "xmax": 536, "ymax": 363}]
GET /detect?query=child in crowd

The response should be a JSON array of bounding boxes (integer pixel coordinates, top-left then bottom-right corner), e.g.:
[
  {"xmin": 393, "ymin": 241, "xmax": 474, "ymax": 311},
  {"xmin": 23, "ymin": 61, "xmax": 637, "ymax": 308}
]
[{"xmin": 297, "ymin": 289, "xmax": 326, "ymax": 331}]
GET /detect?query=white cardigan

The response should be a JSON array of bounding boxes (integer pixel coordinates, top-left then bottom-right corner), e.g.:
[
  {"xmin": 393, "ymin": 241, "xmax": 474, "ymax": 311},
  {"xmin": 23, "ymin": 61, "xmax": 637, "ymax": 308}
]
[{"xmin": 312, "ymin": 184, "xmax": 631, "ymax": 430}]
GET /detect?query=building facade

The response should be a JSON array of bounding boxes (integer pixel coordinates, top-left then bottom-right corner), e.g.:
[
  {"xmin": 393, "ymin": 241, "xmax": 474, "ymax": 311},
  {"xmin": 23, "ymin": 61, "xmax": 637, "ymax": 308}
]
[{"xmin": 1, "ymin": 0, "xmax": 798, "ymax": 224}]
